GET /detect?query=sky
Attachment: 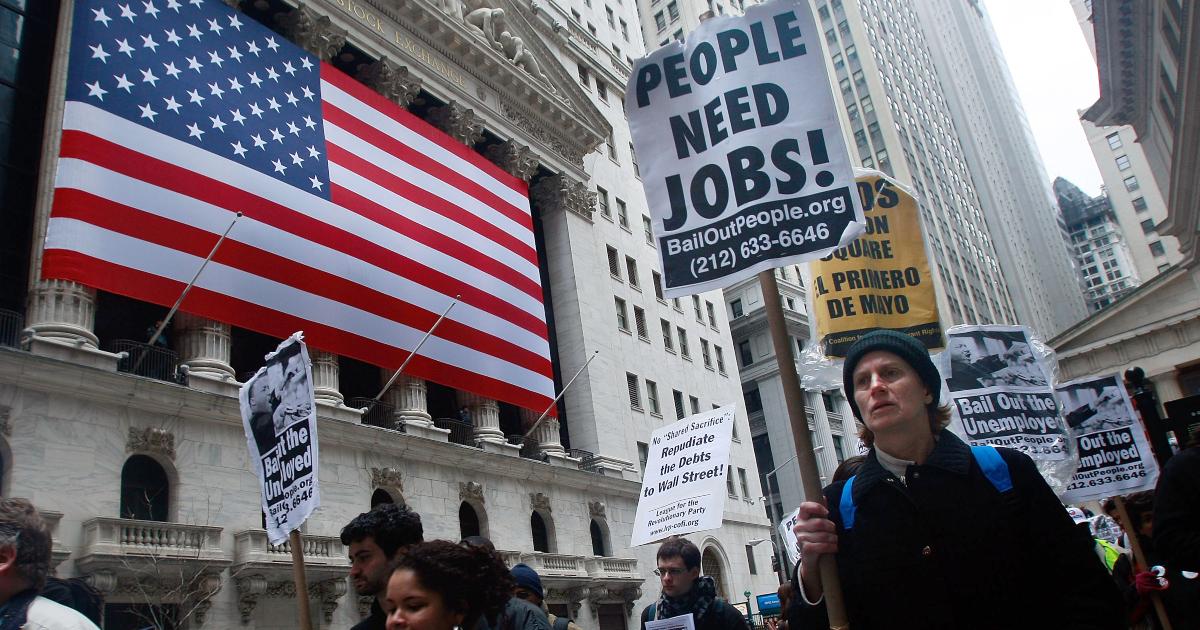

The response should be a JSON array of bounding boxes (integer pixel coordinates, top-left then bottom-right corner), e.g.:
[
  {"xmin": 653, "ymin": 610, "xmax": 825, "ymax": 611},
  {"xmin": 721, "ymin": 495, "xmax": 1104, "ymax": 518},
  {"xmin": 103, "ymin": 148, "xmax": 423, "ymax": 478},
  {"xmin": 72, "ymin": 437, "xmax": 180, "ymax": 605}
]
[{"xmin": 982, "ymin": 0, "xmax": 1105, "ymax": 195}]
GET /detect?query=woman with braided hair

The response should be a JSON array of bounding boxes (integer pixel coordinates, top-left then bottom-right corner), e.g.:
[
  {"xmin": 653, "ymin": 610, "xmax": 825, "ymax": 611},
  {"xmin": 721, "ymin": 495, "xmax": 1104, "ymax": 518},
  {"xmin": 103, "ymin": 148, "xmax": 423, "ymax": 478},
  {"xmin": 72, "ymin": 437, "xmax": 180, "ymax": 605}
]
[{"xmin": 382, "ymin": 540, "xmax": 515, "ymax": 630}]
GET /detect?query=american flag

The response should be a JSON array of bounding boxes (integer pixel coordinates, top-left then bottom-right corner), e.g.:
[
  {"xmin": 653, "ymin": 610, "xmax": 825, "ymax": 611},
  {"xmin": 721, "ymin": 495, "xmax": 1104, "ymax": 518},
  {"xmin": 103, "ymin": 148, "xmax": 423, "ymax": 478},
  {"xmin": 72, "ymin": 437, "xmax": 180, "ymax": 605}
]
[{"xmin": 45, "ymin": 0, "xmax": 556, "ymax": 413}]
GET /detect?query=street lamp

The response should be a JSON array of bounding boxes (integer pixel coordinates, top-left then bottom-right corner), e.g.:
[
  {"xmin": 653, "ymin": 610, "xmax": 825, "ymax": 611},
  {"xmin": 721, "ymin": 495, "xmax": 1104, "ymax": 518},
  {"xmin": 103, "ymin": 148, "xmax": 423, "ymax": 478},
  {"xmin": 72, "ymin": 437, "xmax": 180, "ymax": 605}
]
[{"xmin": 748, "ymin": 538, "xmax": 785, "ymax": 585}]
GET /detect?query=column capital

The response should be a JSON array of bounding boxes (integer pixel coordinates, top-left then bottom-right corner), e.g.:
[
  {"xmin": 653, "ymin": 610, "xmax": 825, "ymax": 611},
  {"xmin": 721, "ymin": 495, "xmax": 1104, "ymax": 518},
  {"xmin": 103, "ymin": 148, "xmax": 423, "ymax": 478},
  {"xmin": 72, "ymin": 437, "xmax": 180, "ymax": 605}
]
[
  {"xmin": 484, "ymin": 140, "xmax": 539, "ymax": 181},
  {"xmin": 428, "ymin": 102, "xmax": 484, "ymax": 146},
  {"xmin": 530, "ymin": 174, "xmax": 595, "ymax": 221},
  {"xmin": 277, "ymin": 5, "xmax": 346, "ymax": 62},
  {"xmin": 310, "ymin": 350, "xmax": 343, "ymax": 405},
  {"xmin": 357, "ymin": 58, "xmax": 422, "ymax": 109}
]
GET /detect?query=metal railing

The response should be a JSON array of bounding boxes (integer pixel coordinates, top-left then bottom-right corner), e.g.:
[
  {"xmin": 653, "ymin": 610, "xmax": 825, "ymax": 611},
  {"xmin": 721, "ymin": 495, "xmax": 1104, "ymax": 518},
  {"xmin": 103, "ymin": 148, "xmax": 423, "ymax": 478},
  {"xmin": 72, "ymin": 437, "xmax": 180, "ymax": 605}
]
[
  {"xmin": 568, "ymin": 448, "xmax": 602, "ymax": 472},
  {"xmin": 108, "ymin": 339, "xmax": 181, "ymax": 383},
  {"xmin": 434, "ymin": 417, "xmax": 477, "ymax": 447},
  {"xmin": 508, "ymin": 434, "xmax": 544, "ymax": 461},
  {"xmin": 347, "ymin": 397, "xmax": 400, "ymax": 431},
  {"xmin": 0, "ymin": 308, "xmax": 22, "ymax": 348}
]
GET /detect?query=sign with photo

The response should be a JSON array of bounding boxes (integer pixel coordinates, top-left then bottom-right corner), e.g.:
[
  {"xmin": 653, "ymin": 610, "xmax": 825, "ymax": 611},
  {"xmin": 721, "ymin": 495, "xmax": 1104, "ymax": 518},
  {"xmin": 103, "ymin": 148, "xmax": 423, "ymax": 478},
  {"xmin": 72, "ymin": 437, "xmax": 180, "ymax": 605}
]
[
  {"xmin": 240, "ymin": 332, "xmax": 320, "ymax": 544},
  {"xmin": 809, "ymin": 171, "xmax": 943, "ymax": 357},
  {"xmin": 631, "ymin": 406, "xmax": 736, "ymax": 546},
  {"xmin": 625, "ymin": 0, "xmax": 865, "ymax": 297},
  {"xmin": 1057, "ymin": 374, "xmax": 1159, "ymax": 503},
  {"xmin": 939, "ymin": 325, "xmax": 1069, "ymax": 461}
]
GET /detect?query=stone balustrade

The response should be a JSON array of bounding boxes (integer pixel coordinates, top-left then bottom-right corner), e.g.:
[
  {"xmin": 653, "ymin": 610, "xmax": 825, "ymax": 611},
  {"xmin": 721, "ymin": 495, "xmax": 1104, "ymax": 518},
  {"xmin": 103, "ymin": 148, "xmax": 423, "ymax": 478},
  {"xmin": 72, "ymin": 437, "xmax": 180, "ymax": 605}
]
[
  {"xmin": 499, "ymin": 550, "xmax": 639, "ymax": 581},
  {"xmin": 233, "ymin": 530, "xmax": 347, "ymax": 569},
  {"xmin": 585, "ymin": 556, "xmax": 638, "ymax": 579},
  {"xmin": 79, "ymin": 517, "xmax": 227, "ymax": 564}
]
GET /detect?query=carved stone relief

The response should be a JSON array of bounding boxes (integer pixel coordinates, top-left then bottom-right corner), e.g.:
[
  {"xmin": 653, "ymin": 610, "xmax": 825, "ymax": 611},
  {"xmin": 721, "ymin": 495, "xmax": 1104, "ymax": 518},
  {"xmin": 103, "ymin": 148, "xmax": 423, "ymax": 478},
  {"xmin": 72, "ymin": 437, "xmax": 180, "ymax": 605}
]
[
  {"xmin": 530, "ymin": 492, "xmax": 551, "ymax": 513},
  {"xmin": 588, "ymin": 500, "xmax": 606, "ymax": 519},
  {"xmin": 459, "ymin": 481, "xmax": 485, "ymax": 504},
  {"xmin": 357, "ymin": 58, "xmax": 422, "ymax": 108},
  {"xmin": 126, "ymin": 426, "xmax": 176, "ymax": 460},
  {"xmin": 484, "ymin": 140, "xmax": 539, "ymax": 181},
  {"xmin": 530, "ymin": 174, "xmax": 595, "ymax": 220},
  {"xmin": 428, "ymin": 102, "xmax": 485, "ymax": 146},
  {"xmin": 277, "ymin": 5, "xmax": 348, "ymax": 62},
  {"xmin": 371, "ymin": 467, "xmax": 404, "ymax": 492}
]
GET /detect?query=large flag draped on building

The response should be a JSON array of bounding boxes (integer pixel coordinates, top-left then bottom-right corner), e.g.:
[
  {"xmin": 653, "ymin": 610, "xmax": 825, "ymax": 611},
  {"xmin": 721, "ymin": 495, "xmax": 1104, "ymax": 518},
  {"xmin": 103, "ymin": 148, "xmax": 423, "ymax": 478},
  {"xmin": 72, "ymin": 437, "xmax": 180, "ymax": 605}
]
[{"xmin": 45, "ymin": 0, "xmax": 556, "ymax": 412}]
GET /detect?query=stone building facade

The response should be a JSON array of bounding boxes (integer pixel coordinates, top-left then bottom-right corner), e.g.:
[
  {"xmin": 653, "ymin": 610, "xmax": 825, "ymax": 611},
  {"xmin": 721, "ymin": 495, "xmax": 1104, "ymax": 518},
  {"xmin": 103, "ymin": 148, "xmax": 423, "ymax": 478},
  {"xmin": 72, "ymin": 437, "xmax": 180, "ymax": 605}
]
[{"xmin": 0, "ymin": 0, "xmax": 778, "ymax": 627}]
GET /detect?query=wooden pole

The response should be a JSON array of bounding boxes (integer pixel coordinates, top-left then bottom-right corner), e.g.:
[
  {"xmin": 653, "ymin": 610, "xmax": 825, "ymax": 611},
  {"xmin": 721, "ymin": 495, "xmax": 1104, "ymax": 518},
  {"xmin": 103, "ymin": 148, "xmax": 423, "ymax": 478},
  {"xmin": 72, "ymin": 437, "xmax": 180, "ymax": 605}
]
[
  {"xmin": 758, "ymin": 270, "xmax": 849, "ymax": 629},
  {"xmin": 1113, "ymin": 496, "xmax": 1173, "ymax": 630},
  {"xmin": 289, "ymin": 530, "xmax": 314, "ymax": 630}
]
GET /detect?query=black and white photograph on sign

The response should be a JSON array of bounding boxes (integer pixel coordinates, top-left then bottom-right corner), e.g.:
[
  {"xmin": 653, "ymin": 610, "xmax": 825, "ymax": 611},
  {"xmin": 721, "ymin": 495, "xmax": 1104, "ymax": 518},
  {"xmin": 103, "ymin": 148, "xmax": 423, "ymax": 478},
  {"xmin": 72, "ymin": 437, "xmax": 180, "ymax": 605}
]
[
  {"xmin": 239, "ymin": 333, "xmax": 321, "ymax": 544},
  {"xmin": 624, "ymin": 0, "xmax": 866, "ymax": 297},
  {"xmin": 1057, "ymin": 374, "xmax": 1159, "ymax": 504},
  {"xmin": 945, "ymin": 328, "xmax": 1048, "ymax": 392}
]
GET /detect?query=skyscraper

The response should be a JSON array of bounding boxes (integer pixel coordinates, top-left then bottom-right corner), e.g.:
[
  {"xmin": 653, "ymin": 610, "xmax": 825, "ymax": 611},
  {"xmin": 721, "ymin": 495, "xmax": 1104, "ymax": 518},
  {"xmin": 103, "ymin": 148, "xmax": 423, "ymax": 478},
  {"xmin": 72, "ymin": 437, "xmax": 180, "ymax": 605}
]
[{"xmin": 1054, "ymin": 177, "xmax": 1142, "ymax": 311}]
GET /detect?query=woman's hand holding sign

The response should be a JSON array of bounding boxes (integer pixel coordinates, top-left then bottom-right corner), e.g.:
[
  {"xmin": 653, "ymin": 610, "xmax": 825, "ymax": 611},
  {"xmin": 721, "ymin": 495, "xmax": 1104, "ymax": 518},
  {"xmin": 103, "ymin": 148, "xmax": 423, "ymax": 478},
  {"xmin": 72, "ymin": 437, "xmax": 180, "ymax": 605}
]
[{"xmin": 793, "ymin": 501, "xmax": 838, "ymax": 602}]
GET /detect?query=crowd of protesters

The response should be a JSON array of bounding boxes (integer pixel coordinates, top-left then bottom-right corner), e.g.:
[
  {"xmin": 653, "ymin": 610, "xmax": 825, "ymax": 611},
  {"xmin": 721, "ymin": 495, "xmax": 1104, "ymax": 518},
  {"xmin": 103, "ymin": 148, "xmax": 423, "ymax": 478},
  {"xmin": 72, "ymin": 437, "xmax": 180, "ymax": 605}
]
[{"xmin": 1, "ymin": 329, "xmax": 1195, "ymax": 630}]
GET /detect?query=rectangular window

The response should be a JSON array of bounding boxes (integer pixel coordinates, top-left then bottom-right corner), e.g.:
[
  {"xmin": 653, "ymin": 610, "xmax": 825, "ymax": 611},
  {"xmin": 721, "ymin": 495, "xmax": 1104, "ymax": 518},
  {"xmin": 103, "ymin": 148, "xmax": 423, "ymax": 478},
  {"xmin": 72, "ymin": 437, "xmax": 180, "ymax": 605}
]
[
  {"xmin": 1141, "ymin": 218, "xmax": 1157, "ymax": 234},
  {"xmin": 701, "ymin": 339, "xmax": 712, "ymax": 368},
  {"xmin": 738, "ymin": 467, "xmax": 750, "ymax": 497},
  {"xmin": 730, "ymin": 298, "xmax": 743, "ymax": 318},
  {"xmin": 606, "ymin": 245, "xmax": 620, "ymax": 277},
  {"xmin": 1150, "ymin": 240, "xmax": 1166, "ymax": 256},
  {"xmin": 655, "ymin": 11, "xmax": 666, "ymax": 31},
  {"xmin": 715, "ymin": 346, "xmax": 726, "ymax": 374},
  {"xmin": 706, "ymin": 301, "xmax": 717, "ymax": 327},
  {"xmin": 738, "ymin": 339, "xmax": 753, "ymax": 366},
  {"xmin": 746, "ymin": 544, "xmax": 758, "ymax": 575},
  {"xmin": 638, "ymin": 442, "xmax": 649, "ymax": 475},
  {"xmin": 744, "ymin": 387, "xmax": 762, "ymax": 413},
  {"xmin": 606, "ymin": 6, "xmax": 615, "ymax": 27},
  {"xmin": 597, "ymin": 186, "xmax": 611, "ymax": 218},
  {"xmin": 1106, "ymin": 132, "xmax": 1122, "ymax": 150},
  {"xmin": 626, "ymin": 372, "xmax": 641, "ymax": 409},
  {"xmin": 1124, "ymin": 175, "xmax": 1140, "ymax": 191},
  {"xmin": 667, "ymin": 1, "xmax": 679, "ymax": 20},
  {"xmin": 692, "ymin": 295, "xmax": 703, "ymax": 321},
  {"xmin": 615, "ymin": 297, "xmax": 628, "ymax": 331},
  {"xmin": 646, "ymin": 380, "xmax": 661, "ymax": 415},
  {"xmin": 833, "ymin": 435, "xmax": 846, "ymax": 462},
  {"xmin": 617, "ymin": 198, "xmax": 629, "ymax": 228},
  {"xmin": 673, "ymin": 389, "xmax": 685, "ymax": 420},
  {"xmin": 607, "ymin": 132, "xmax": 618, "ymax": 161},
  {"xmin": 596, "ymin": 81, "xmax": 608, "ymax": 103},
  {"xmin": 643, "ymin": 215, "xmax": 654, "ymax": 244},
  {"xmin": 726, "ymin": 466, "xmax": 738, "ymax": 496},
  {"xmin": 673, "ymin": 297, "xmax": 682, "ymax": 311},
  {"xmin": 1132, "ymin": 196, "xmax": 1148, "ymax": 211},
  {"xmin": 578, "ymin": 62, "xmax": 589, "ymax": 86},
  {"xmin": 661, "ymin": 319, "xmax": 674, "ymax": 351},
  {"xmin": 620, "ymin": 19, "xmax": 629, "ymax": 41},
  {"xmin": 634, "ymin": 306, "xmax": 648, "ymax": 339},
  {"xmin": 822, "ymin": 393, "xmax": 836, "ymax": 412},
  {"xmin": 678, "ymin": 328, "xmax": 690, "ymax": 358},
  {"xmin": 1115, "ymin": 154, "xmax": 1132, "ymax": 171},
  {"xmin": 689, "ymin": 395, "xmax": 700, "ymax": 415},
  {"xmin": 625, "ymin": 256, "xmax": 639, "ymax": 288},
  {"xmin": 653, "ymin": 271, "xmax": 665, "ymax": 301}
]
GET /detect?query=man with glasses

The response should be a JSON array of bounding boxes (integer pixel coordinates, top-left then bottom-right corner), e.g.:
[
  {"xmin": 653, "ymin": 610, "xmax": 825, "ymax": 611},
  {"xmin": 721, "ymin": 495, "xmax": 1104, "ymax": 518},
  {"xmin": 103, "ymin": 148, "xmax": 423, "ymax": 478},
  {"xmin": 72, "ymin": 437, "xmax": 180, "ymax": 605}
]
[{"xmin": 640, "ymin": 536, "xmax": 748, "ymax": 630}]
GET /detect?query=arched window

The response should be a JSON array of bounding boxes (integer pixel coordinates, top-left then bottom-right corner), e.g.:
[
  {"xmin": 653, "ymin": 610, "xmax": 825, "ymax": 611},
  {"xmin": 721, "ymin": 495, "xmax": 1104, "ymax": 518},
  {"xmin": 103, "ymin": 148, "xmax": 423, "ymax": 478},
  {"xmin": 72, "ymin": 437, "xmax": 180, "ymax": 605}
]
[
  {"xmin": 371, "ymin": 488, "xmax": 395, "ymax": 508},
  {"xmin": 120, "ymin": 455, "xmax": 169, "ymax": 522},
  {"xmin": 702, "ymin": 547, "xmax": 728, "ymax": 600},
  {"xmin": 531, "ymin": 511, "xmax": 550, "ymax": 553},
  {"xmin": 590, "ymin": 519, "xmax": 607, "ymax": 556},
  {"xmin": 459, "ymin": 502, "xmax": 480, "ymax": 540}
]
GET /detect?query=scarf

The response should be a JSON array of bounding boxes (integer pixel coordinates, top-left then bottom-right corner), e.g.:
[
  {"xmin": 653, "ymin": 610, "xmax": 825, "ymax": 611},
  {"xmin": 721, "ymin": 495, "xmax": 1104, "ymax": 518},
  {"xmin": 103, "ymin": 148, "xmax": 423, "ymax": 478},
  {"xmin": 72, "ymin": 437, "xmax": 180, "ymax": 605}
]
[
  {"xmin": 655, "ymin": 575, "xmax": 717, "ymax": 621},
  {"xmin": 0, "ymin": 589, "xmax": 37, "ymax": 630}
]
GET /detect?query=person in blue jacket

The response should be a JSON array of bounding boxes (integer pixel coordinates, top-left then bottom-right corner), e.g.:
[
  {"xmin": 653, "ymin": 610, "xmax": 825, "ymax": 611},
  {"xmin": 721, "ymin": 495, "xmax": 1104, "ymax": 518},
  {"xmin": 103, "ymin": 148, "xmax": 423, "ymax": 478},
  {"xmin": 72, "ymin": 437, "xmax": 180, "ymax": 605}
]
[{"xmin": 788, "ymin": 329, "xmax": 1123, "ymax": 629}]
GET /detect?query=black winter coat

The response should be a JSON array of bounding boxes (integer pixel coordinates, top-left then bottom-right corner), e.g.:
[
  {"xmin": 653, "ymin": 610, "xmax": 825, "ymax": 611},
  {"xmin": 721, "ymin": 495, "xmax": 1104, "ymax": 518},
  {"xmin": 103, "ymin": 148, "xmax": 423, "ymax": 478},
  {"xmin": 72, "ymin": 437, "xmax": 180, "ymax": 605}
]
[
  {"xmin": 639, "ymin": 598, "xmax": 748, "ymax": 630},
  {"xmin": 788, "ymin": 431, "xmax": 1123, "ymax": 629},
  {"xmin": 1152, "ymin": 446, "xmax": 1200, "ymax": 626}
]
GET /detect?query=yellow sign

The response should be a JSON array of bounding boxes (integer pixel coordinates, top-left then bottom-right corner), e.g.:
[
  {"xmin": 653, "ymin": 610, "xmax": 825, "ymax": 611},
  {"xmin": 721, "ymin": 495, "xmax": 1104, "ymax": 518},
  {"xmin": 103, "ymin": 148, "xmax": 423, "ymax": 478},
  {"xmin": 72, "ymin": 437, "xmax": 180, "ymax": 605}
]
[{"xmin": 809, "ymin": 172, "xmax": 943, "ymax": 358}]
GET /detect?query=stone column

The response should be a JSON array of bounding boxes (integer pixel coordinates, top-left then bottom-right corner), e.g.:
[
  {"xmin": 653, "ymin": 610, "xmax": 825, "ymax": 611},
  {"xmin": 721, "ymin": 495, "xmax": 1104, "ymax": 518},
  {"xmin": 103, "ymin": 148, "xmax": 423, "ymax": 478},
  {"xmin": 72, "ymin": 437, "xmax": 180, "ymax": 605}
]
[
  {"xmin": 523, "ymin": 408, "xmax": 566, "ymax": 457},
  {"xmin": 805, "ymin": 392, "xmax": 839, "ymax": 485},
  {"xmin": 26, "ymin": 279, "xmax": 97, "ymax": 347},
  {"xmin": 530, "ymin": 173, "xmax": 596, "ymax": 221},
  {"xmin": 381, "ymin": 372, "xmax": 449, "ymax": 440},
  {"xmin": 277, "ymin": 5, "xmax": 347, "ymax": 62},
  {"xmin": 357, "ymin": 58, "xmax": 422, "ymax": 109},
  {"xmin": 461, "ymin": 392, "xmax": 504, "ymax": 444},
  {"xmin": 428, "ymin": 102, "xmax": 485, "ymax": 146},
  {"xmin": 310, "ymin": 350, "xmax": 343, "ymax": 405},
  {"xmin": 484, "ymin": 140, "xmax": 539, "ymax": 181},
  {"xmin": 172, "ymin": 313, "xmax": 234, "ymax": 379}
]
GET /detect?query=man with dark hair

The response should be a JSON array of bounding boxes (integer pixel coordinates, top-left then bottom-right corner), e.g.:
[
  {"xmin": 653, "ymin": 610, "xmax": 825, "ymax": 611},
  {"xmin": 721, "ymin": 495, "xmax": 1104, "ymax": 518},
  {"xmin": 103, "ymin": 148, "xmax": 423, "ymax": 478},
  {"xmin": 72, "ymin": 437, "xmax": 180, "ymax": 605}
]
[
  {"xmin": 789, "ymin": 329, "xmax": 1122, "ymax": 629},
  {"xmin": 639, "ymin": 537, "xmax": 747, "ymax": 630},
  {"xmin": 340, "ymin": 503, "xmax": 424, "ymax": 630},
  {"xmin": 0, "ymin": 498, "xmax": 99, "ymax": 629}
]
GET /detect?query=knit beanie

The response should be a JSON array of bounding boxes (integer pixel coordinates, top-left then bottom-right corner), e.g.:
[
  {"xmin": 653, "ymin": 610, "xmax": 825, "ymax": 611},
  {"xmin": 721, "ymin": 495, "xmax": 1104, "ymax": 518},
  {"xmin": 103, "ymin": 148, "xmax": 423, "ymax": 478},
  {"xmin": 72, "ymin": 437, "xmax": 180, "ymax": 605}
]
[
  {"xmin": 510, "ymin": 563, "xmax": 543, "ymax": 600},
  {"xmin": 842, "ymin": 329, "xmax": 941, "ymax": 420}
]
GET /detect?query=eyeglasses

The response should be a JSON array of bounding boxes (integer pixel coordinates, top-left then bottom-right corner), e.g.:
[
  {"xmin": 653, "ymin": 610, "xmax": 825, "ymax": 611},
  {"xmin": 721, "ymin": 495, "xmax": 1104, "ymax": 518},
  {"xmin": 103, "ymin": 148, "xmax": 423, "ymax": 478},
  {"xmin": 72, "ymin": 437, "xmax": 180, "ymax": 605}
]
[{"xmin": 653, "ymin": 567, "xmax": 687, "ymax": 577}]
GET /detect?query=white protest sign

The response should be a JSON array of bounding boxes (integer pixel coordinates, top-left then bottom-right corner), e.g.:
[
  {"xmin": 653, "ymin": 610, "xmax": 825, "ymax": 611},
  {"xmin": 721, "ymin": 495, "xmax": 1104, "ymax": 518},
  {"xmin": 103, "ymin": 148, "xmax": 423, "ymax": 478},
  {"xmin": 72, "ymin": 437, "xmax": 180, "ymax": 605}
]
[
  {"xmin": 239, "ymin": 332, "xmax": 321, "ymax": 544},
  {"xmin": 779, "ymin": 506, "xmax": 800, "ymax": 567},
  {"xmin": 1057, "ymin": 374, "xmax": 1159, "ymax": 503},
  {"xmin": 646, "ymin": 614, "xmax": 696, "ymax": 630},
  {"xmin": 626, "ymin": 0, "xmax": 865, "ymax": 298},
  {"xmin": 632, "ymin": 406, "xmax": 736, "ymax": 546}
]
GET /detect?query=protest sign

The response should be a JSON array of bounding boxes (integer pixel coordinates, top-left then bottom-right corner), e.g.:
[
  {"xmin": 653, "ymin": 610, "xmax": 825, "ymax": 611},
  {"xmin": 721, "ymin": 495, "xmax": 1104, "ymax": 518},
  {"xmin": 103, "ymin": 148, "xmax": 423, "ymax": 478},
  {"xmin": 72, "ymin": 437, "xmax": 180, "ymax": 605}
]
[
  {"xmin": 809, "ymin": 171, "xmax": 942, "ymax": 357},
  {"xmin": 645, "ymin": 614, "xmax": 696, "ymax": 630},
  {"xmin": 940, "ymin": 325, "xmax": 1070, "ymax": 461},
  {"xmin": 631, "ymin": 406, "xmax": 735, "ymax": 546},
  {"xmin": 240, "ymin": 333, "xmax": 320, "ymax": 544},
  {"xmin": 779, "ymin": 506, "xmax": 800, "ymax": 566},
  {"xmin": 626, "ymin": 0, "xmax": 865, "ymax": 297},
  {"xmin": 1057, "ymin": 374, "xmax": 1159, "ymax": 503}
]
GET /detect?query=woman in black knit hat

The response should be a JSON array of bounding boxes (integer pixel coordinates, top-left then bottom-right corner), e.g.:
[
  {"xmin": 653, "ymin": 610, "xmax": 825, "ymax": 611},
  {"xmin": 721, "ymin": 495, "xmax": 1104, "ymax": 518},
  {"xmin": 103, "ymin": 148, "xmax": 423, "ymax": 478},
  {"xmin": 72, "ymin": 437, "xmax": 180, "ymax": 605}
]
[{"xmin": 787, "ymin": 329, "xmax": 1123, "ymax": 630}]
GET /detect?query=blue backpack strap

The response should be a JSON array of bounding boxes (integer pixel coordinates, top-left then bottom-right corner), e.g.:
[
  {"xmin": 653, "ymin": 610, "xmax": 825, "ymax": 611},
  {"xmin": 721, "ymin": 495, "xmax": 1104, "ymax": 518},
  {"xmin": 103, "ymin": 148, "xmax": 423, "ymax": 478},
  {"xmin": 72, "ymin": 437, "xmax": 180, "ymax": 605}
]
[
  {"xmin": 970, "ymin": 444, "xmax": 1013, "ymax": 493},
  {"xmin": 839, "ymin": 475, "xmax": 858, "ymax": 530}
]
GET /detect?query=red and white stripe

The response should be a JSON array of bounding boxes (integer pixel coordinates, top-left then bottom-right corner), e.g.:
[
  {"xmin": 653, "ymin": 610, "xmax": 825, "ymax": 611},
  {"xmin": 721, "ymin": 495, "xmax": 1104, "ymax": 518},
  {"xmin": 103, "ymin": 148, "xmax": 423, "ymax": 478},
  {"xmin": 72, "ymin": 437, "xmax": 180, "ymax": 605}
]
[{"xmin": 45, "ymin": 64, "xmax": 556, "ymax": 413}]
